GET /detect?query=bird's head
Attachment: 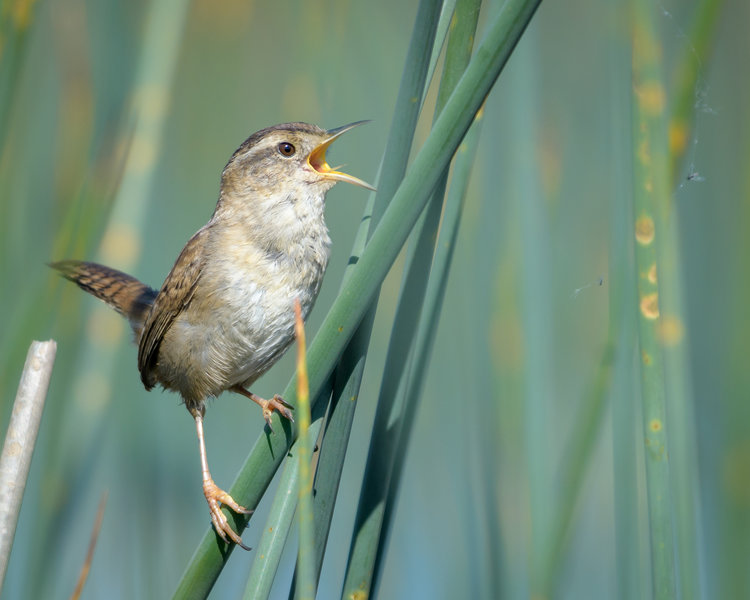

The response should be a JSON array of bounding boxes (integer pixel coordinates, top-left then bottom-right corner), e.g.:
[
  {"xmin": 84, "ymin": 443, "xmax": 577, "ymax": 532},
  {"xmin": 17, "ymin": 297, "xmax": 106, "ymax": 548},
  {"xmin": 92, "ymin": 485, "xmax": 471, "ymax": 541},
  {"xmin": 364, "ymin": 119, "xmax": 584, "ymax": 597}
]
[{"xmin": 221, "ymin": 121, "xmax": 374, "ymax": 198}]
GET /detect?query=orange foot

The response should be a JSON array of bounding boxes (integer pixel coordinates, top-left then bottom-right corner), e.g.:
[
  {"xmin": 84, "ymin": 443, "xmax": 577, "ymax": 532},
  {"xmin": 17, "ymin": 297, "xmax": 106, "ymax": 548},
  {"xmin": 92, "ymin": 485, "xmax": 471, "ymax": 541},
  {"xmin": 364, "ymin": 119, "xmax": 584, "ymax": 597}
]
[
  {"xmin": 232, "ymin": 386, "xmax": 294, "ymax": 431},
  {"xmin": 203, "ymin": 477, "xmax": 252, "ymax": 550}
]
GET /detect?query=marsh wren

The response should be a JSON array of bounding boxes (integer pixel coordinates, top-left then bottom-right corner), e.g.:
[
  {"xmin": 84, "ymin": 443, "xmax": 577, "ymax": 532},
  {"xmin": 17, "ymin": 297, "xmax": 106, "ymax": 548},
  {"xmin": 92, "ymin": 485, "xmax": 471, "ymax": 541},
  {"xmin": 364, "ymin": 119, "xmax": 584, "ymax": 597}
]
[{"xmin": 52, "ymin": 121, "xmax": 373, "ymax": 549}]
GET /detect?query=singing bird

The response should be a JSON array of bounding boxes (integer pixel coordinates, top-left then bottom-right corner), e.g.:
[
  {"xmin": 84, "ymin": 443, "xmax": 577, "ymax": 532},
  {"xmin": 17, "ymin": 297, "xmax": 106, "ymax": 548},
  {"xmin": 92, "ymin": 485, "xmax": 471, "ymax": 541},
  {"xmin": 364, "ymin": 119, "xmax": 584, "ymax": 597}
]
[{"xmin": 52, "ymin": 121, "xmax": 373, "ymax": 548}]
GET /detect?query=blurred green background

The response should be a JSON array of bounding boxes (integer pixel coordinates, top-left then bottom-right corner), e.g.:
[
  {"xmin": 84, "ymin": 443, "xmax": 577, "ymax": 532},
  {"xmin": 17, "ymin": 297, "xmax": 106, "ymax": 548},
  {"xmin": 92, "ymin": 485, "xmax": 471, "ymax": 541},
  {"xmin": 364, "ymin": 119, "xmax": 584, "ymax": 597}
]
[{"xmin": 1, "ymin": 0, "xmax": 748, "ymax": 598}]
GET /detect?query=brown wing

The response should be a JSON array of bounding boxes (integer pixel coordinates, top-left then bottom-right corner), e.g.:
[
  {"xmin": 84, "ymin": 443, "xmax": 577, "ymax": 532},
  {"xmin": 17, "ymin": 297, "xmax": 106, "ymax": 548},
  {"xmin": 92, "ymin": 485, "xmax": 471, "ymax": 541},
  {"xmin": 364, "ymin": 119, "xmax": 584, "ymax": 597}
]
[{"xmin": 137, "ymin": 225, "xmax": 210, "ymax": 389}]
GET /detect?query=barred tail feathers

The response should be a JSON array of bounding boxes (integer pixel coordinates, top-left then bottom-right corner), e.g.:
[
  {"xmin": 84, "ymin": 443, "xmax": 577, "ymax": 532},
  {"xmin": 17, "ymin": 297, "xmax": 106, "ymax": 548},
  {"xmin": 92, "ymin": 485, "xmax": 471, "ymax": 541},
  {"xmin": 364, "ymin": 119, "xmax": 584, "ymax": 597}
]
[{"xmin": 51, "ymin": 260, "xmax": 157, "ymax": 334}]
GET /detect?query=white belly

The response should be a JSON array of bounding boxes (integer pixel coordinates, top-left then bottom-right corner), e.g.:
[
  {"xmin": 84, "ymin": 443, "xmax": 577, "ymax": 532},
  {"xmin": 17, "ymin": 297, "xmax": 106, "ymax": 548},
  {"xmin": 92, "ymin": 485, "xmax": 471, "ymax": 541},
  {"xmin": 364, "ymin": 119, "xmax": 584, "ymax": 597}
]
[{"xmin": 214, "ymin": 269, "xmax": 321, "ymax": 386}]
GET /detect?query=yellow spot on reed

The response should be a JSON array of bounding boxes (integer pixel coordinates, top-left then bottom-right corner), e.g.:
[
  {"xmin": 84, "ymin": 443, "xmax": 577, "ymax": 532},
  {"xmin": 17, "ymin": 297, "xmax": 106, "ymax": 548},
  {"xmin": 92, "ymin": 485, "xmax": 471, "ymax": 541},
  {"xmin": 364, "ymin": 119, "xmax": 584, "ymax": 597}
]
[
  {"xmin": 658, "ymin": 314, "xmax": 684, "ymax": 346},
  {"xmin": 648, "ymin": 264, "xmax": 657, "ymax": 284},
  {"xmin": 669, "ymin": 119, "xmax": 688, "ymax": 155},
  {"xmin": 644, "ymin": 179, "xmax": 653, "ymax": 193},
  {"xmin": 635, "ymin": 216, "xmax": 655, "ymax": 245},
  {"xmin": 642, "ymin": 351, "xmax": 652, "ymax": 365},
  {"xmin": 640, "ymin": 293, "xmax": 660, "ymax": 320},
  {"xmin": 475, "ymin": 102, "xmax": 485, "ymax": 122},
  {"xmin": 650, "ymin": 419, "xmax": 662, "ymax": 432},
  {"xmin": 100, "ymin": 224, "xmax": 141, "ymax": 266},
  {"xmin": 636, "ymin": 81, "xmax": 666, "ymax": 116}
]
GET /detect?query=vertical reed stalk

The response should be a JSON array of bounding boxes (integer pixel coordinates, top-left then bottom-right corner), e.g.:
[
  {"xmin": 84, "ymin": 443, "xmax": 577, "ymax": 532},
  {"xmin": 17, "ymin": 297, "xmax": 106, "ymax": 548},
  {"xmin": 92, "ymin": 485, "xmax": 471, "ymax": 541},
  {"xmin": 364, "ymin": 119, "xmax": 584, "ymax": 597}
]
[{"xmin": 631, "ymin": 0, "xmax": 676, "ymax": 596}]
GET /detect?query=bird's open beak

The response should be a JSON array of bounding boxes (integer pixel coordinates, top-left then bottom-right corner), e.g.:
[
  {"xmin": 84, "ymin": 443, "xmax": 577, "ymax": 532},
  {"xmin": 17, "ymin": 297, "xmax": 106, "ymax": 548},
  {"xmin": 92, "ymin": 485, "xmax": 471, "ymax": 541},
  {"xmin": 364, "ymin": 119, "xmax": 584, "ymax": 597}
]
[{"xmin": 308, "ymin": 121, "xmax": 376, "ymax": 191}]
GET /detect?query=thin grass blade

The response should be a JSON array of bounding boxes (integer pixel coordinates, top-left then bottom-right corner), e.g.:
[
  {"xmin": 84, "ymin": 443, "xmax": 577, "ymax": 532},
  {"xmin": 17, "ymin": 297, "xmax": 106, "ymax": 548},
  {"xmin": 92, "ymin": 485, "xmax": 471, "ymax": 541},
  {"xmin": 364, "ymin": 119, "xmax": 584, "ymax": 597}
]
[{"xmin": 293, "ymin": 302, "xmax": 315, "ymax": 600}]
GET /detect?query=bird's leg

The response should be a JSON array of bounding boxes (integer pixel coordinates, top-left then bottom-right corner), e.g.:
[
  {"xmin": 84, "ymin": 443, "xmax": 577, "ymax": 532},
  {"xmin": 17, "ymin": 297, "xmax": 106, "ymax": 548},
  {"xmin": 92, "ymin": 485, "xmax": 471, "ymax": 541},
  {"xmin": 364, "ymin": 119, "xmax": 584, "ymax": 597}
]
[
  {"xmin": 192, "ymin": 408, "xmax": 251, "ymax": 550},
  {"xmin": 230, "ymin": 385, "xmax": 294, "ymax": 431}
]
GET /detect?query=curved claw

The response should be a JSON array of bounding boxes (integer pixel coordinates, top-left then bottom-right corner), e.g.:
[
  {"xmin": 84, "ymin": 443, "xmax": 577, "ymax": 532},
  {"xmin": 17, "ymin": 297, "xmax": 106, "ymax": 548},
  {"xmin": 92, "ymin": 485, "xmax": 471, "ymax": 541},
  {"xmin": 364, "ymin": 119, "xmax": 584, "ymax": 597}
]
[
  {"xmin": 269, "ymin": 394, "xmax": 295, "ymax": 423},
  {"xmin": 203, "ymin": 478, "xmax": 252, "ymax": 550},
  {"xmin": 231, "ymin": 386, "xmax": 295, "ymax": 432},
  {"xmin": 260, "ymin": 394, "xmax": 295, "ymax": 432}
]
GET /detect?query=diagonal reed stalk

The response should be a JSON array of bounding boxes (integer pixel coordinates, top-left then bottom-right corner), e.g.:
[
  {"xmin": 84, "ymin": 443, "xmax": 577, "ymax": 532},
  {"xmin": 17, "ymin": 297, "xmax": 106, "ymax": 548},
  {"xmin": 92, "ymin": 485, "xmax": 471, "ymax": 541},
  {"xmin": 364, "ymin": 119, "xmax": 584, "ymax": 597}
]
[
  {"xmin": 173, "ymin": 1, "xmax": 542, "ymax": 596},
  {"xmin": 342, "ymin": 0, "xmax": 482, "ymax": 596},
  {"xmin": 287, "ymin": 1, "xmax": 449, "ymax": 596},
  {"xmin": 378, "ymin": 98, "xmax": 486, "ymax": 591}
]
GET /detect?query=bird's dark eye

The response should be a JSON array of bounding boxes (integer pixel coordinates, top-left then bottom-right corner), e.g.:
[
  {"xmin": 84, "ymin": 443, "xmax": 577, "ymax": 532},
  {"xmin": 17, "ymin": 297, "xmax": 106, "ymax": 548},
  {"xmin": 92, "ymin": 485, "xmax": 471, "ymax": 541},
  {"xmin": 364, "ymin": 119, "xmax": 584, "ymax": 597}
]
[{"xmin": 278, "ymin": 142, "xmax": 296, "ymax": 157}]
